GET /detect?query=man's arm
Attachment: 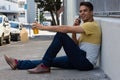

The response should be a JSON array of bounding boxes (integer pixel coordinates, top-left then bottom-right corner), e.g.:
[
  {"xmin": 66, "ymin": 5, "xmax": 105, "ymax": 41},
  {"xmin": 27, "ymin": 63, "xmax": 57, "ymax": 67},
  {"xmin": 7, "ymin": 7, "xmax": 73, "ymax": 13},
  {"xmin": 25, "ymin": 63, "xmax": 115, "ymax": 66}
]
[
  {"xmin": 72, "ymin": 17, "xmax": 81, "ymax": 45},
  {"xmin": 72, "ymin": 32, "xmax": 78, "ymax": 45},
  {"xmin": 32, "ymin": 22, "xmax": 84, "ymax": 33}
]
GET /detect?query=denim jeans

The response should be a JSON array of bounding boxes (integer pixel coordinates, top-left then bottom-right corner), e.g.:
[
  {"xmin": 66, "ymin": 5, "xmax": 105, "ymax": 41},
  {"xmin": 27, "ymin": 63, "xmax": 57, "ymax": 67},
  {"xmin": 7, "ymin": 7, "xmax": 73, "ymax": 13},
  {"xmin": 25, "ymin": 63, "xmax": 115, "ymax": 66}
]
[{"xmin": 17, "ymin": 32, "xmax": 93, "ymax": 70}]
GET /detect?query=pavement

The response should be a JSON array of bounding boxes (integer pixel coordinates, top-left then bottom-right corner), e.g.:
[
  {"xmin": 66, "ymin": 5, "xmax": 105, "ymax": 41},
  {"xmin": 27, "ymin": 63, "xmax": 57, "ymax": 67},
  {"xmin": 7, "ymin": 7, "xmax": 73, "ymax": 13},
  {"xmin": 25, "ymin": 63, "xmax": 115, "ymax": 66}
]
[{"xmin": 0, "ymin": 30, "xmax": 110, "ymax": 80}]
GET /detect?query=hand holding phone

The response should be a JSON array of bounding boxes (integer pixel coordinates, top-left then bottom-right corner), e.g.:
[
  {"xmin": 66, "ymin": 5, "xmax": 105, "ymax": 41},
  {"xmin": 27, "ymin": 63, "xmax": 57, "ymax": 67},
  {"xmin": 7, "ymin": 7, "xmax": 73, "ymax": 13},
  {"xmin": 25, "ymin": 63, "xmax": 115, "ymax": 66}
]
[{"xmin": 73, "ymin": 16, "xmax": 81, "ymax": 26}]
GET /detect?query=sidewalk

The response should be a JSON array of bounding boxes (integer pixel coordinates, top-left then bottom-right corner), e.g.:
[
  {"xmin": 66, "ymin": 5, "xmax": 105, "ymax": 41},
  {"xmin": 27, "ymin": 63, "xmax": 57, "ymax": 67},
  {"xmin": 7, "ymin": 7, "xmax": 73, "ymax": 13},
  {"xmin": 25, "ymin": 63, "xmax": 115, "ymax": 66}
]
[
  {"xmin": 26, "ymin": 28, "xmax": 56, "ymax": 38},
  {"xmin": 0, "ymin": 31, "xmax": 110, "ymax": 80}
]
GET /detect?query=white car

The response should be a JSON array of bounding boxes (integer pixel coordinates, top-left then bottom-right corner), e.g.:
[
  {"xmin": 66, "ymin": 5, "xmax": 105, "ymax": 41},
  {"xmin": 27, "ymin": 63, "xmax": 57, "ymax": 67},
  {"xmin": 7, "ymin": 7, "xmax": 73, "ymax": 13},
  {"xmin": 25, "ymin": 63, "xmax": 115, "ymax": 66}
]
[
  {"xmin": 9, "ymin": 21, "xmax": 22, "ymax": 41},
  {"xmin": 42, "ymin": 21, "xmax": 51, "ymax": 26},
  {"xmin": 0, "ymin": 15, "xmax": 11, "ymax": 46}
]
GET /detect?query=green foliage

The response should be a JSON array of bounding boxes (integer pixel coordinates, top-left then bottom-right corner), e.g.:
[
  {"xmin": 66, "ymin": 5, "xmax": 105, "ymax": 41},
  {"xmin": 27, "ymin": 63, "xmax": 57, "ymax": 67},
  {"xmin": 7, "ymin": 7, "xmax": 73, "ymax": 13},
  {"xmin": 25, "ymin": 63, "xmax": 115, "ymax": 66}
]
[
  {"xmin": 35, "ymin": 0, "xmax": 62, "ymax": 25},
  {"xmin": 34, "ymin": 0, "xmax": 40, "ymax": 2},
  {"xmin": 36, "ymin": 0, "xmax": 62, "ymax": 11},
  {"xmin": 39, "ymin": 12, "xmax": 46, "ymax": 23}
]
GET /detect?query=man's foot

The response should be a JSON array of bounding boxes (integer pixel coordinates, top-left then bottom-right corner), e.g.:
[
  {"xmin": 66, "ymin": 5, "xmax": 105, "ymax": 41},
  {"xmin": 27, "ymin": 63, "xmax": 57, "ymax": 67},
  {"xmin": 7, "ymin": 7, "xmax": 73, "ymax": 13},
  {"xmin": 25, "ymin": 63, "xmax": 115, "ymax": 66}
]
[
  {"xmin": 4, "ymin": 55, "xmax": 17, "ymax": 70},
  {"xmin": 28, "ymin": 63, "xmax": 50, "ymax": 74}
]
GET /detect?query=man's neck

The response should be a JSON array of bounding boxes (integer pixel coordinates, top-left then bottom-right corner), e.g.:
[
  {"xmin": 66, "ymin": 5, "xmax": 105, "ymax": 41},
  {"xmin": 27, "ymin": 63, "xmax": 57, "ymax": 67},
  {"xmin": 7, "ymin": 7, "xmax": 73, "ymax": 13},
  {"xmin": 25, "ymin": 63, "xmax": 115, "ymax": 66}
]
[{"xmin": 84, "ymin": 18, "xmax": 94, "ymax": 23}]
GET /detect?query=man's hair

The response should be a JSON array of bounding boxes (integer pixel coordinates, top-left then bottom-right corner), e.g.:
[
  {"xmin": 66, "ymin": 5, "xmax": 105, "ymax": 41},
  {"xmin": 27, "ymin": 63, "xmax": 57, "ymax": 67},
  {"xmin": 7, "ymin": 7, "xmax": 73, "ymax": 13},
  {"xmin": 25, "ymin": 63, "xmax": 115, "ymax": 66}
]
[{"xmin": 80, "ymin": 2, "xmax": 93, "ymax": 11}]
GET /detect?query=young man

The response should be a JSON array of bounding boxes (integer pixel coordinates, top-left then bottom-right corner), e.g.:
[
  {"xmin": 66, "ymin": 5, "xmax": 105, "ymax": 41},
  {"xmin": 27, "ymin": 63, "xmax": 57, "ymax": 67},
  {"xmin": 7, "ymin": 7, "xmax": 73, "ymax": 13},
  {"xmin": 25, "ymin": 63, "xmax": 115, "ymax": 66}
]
[{"xmin": 4, "ymin": 2, "xmax": 101, "ymax": 74}]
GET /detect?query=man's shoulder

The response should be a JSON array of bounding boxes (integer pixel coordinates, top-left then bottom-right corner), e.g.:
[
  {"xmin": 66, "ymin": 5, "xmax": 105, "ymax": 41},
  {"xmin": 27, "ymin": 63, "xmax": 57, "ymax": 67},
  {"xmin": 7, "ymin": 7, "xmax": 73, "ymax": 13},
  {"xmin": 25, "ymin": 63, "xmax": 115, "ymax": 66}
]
[
  {"xmin": 81, "ymin": 21, "xmax": 98, "ymax": 28},
  {"xmin": 83, "ymin": 21, "xmax": 98, "ymax": 25}
]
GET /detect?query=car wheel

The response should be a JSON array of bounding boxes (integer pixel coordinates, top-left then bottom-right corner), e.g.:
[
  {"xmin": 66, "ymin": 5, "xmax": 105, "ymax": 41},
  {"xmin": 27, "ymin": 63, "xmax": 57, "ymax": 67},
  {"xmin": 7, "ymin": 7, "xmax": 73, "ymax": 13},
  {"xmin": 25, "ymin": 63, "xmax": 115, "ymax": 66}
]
[
  {"xmin": 16, "ymin": 35, "xmax": 20, "ymax": 41},
  {"xmin": 12, "ymin": 35, "xmax": 20, "ymax": 41},
  {"xmin": 6, "ymin": 35, "xmax": 10, "ymax": 44},
  {"xmin": 0, "ymin": 36, "xmax": 4, "ymax": 46}
]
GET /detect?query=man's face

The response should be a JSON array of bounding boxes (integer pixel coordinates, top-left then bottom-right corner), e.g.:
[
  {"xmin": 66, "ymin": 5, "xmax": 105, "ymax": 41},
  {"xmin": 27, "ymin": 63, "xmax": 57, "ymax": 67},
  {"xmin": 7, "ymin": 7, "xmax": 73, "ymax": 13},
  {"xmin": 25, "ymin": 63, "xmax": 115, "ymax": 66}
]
[{"xmin": 79, "ymin": 5, "xmax": 93, "ymax": 22}]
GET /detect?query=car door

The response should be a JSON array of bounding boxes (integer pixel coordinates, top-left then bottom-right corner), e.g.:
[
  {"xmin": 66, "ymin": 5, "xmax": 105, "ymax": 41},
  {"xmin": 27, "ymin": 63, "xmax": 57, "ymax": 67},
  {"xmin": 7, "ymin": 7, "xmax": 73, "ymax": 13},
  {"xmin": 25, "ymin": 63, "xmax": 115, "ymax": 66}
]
[{"xmin": 4, "ymin": 17, "xmax": 10, "ymax": 36}]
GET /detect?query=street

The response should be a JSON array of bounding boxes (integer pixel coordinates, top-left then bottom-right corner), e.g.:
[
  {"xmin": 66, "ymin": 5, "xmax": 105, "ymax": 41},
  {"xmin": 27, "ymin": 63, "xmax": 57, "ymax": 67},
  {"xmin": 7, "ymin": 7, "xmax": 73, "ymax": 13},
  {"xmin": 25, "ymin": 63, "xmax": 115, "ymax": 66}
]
[{"xmin": 0, "ymin": 36, "xmax": 109, "ymax": 80}]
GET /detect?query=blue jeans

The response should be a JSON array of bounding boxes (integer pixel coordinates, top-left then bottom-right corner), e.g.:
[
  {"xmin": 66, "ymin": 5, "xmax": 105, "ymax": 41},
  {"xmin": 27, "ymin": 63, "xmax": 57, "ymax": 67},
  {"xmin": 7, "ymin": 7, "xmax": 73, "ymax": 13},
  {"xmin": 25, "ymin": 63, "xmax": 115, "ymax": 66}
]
[{"xmin": 17, "ymin": 32, "xmax": 93, "ymax": 70}]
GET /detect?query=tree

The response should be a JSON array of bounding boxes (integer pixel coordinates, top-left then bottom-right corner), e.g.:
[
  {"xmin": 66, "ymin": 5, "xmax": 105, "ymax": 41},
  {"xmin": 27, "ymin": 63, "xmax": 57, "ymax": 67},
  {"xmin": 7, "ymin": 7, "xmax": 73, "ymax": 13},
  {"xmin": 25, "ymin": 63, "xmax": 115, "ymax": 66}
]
[{"xmin": 34, "ymin": 0, "xmax": 62, "ymax": 25}]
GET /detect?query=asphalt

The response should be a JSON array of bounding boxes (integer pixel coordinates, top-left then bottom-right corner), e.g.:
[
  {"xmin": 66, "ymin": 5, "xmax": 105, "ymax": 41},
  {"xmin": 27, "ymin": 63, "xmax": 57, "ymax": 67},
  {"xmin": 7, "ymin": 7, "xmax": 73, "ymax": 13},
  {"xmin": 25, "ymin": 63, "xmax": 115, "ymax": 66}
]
[{"xmin": 0, "ymin": 33, "xmax": 110, "ymax": 80}]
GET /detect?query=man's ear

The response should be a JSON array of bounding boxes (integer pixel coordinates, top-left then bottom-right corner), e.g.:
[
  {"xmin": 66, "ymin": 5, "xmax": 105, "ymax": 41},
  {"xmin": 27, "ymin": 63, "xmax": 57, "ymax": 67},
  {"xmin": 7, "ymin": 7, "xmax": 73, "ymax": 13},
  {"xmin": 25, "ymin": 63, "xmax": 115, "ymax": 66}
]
[{"xmin": 90, "ymin": 11, "xmax": 93, "ymax": 16}]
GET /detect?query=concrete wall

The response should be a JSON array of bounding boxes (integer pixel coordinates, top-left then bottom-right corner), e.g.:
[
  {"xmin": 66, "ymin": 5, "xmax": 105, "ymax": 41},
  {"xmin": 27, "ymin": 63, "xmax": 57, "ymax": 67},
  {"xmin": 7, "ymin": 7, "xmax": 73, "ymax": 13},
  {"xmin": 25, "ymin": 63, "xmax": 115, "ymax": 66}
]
[
  {"xmin": 95, "ymin": 17, "xmax": 120, "ymax": 80},
  {"xmin": 26, "ymin": 0, "xmax": 36, "ymax": 23},
  {"xmin": 1, "ymin": 0, "xmax": 19, "ymax": 12},
  {"xmin": 63, "ymin": 0, "xmax": 76, "ymax": 25}
]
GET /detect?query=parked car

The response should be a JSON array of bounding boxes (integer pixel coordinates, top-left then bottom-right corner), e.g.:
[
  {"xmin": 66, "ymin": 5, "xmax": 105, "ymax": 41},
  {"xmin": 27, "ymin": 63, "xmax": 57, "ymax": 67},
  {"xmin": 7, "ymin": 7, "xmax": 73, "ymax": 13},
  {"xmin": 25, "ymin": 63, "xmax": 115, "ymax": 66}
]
[
  {"xmin": 0, "ymin": 15, "xmax": 11, "ymax": 46},
  {"xmin": 9, "ymin": 21, "xmax": 22, "ymax": 41},
  {"xmin": 42, "ymin": 21, "xmax": 51, "ymax": 26}
]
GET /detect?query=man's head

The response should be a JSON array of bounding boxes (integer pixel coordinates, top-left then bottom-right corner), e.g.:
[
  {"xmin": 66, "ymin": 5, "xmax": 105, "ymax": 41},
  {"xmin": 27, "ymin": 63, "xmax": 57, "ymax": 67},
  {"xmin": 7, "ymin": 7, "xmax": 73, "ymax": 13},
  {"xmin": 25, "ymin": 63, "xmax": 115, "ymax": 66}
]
[{"xmin": 79, "ymin": 2, "xmax": 94, "ymax": 22}]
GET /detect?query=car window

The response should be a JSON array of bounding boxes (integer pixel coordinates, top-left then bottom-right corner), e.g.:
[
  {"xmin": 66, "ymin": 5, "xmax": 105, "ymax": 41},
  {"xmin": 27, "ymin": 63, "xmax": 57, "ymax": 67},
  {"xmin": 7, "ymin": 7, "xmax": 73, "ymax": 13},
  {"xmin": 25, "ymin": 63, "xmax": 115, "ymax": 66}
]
[
  {"xmin": 0, "ymin": 17, "xmax": 2, "ymax": 23},
  {"xmin": 10, "ymin": 22, "xmax": 19, "ymax": 28}
]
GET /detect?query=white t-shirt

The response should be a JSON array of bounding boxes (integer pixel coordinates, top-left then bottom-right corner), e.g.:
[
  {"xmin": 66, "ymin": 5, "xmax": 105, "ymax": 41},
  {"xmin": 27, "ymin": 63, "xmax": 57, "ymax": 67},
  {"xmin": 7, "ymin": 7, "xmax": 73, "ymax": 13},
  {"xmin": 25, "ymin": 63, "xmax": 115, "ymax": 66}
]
[{"xmin": 79, "ymin": 42, "xmax": 100, "ymax": 66}]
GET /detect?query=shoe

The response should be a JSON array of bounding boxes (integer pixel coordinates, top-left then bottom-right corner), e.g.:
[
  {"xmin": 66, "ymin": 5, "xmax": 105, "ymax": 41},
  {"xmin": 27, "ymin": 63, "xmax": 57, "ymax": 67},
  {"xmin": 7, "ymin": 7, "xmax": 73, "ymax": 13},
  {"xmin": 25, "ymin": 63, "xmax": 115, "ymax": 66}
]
[
  {"xmin": 28, "ymin": 63, "xmax": 50, "ymax": 74},
  {"xmin": 4, "ymin": 55, "xmax": 17, "ymax": 70}
]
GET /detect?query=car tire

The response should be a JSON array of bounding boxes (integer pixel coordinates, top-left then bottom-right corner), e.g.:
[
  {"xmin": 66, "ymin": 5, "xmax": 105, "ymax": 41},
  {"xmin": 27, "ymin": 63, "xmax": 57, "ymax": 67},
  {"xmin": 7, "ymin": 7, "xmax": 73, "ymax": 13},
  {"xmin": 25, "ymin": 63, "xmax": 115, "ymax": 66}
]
[
  {"xmin": 5, "ymin": 35, "xmax": 10, "ymax": 44},
  {"xmin": 0, "ymin": 36, "xmax": 4, "ymax": 46},
  {"xmin": 14, "ymin": 36, "xmax": 20, "ymax": 41},
  {"xmin": 11, "ymin": 35, "xmax": 20, "ymax": 41},
  {"xmin": 16, "ymin": 35, "xmax": 20, "ymax": 41}
]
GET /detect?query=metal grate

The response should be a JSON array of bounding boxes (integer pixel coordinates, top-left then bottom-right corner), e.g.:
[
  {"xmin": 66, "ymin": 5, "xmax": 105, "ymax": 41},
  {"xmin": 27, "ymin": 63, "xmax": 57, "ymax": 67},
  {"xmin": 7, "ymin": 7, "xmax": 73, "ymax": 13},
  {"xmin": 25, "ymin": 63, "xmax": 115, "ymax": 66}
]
[
  {"xmin": 90, "ymin": 0, "xmax": 120, "ymax": 17},
  {"xmin": 94, "ymin": 11, "xmax": 120, "ymax": 17}
]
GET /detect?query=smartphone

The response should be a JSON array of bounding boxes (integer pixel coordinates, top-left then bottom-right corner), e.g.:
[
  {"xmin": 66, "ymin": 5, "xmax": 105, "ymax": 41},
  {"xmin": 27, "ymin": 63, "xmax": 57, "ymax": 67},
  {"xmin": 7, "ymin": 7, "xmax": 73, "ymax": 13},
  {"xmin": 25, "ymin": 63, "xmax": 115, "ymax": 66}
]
[
  {"xmin": 77, "ymin": 16, "xmax": 81, "ymax": 23},
  {"xmin": 74, "ymin": 16, "xmax": 81, "ymax": 25}
]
